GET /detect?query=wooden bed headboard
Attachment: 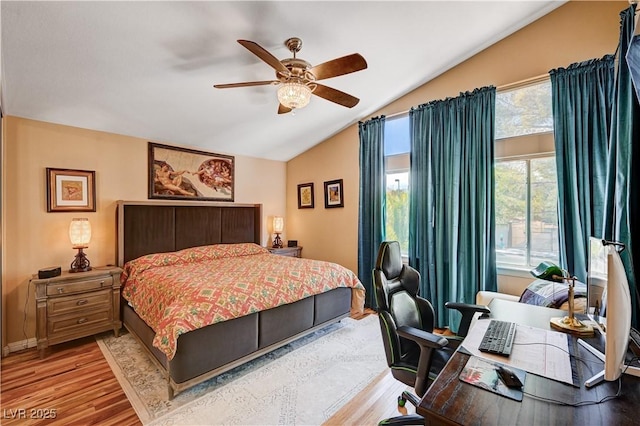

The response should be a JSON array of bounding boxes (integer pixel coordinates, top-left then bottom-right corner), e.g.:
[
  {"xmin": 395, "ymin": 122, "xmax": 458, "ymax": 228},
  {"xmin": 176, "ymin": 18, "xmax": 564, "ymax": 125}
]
[{"xmin": 116, "ymin": 200, "xmax": 262, "ymax": 266}]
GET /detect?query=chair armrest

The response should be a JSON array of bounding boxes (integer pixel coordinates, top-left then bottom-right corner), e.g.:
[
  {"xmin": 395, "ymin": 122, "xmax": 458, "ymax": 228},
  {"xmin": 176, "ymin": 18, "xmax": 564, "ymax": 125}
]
[
  {"xmin": 397, "ymin": 325, "xmax": 448, "ymax": 398},
  {"xmin": 397, "ymin": 325, "xmax": 448, "ymax": 349},
  {"xmin": 445, "ymin": 302, "xmax": 491, "ymax": 337}
]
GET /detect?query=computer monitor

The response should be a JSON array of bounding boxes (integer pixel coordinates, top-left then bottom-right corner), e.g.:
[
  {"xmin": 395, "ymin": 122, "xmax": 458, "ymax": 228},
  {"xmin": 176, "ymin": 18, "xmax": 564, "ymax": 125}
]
[{"xmin": 579, "ymin": 238, "xmax": 640, "ymax": 387}]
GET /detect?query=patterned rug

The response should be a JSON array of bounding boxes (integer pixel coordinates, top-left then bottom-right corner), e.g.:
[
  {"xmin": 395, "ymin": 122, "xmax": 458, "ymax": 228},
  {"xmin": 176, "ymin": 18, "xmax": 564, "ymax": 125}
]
[{"xmin": 96, "ymin": 314, "xmax": 386, "ymax": 425}]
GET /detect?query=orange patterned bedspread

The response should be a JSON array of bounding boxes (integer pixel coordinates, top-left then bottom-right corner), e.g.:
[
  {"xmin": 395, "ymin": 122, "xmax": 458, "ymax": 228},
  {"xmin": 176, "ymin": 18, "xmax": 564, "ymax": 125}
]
[{"xmin": 121, "ymin": 243, "xmax": 365, "ymax": 359}]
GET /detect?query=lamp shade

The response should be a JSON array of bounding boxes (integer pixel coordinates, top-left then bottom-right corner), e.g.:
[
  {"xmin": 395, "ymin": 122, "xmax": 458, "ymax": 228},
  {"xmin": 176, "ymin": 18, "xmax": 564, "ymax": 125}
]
[
  {"xmin": 277, "ymin": 82, "xmax": 312, "ymax": 109},
  {"xmin": 69, "ymin": 218, "xmax": 91, "ymax": 248},
  {"xmin": 530, "ymin": 261, "xmax": 564, "ymax": 282},
  {"xmin": 273, "ymin": 216, "xmax": 284, "ymax": 233}
]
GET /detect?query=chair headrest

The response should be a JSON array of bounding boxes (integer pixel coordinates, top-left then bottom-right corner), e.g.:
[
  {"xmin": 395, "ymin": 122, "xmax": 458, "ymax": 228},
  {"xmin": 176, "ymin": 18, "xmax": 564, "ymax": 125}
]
[{"xmin": 375, "ymin": 241, "xmax": 403, "ymax": 279}]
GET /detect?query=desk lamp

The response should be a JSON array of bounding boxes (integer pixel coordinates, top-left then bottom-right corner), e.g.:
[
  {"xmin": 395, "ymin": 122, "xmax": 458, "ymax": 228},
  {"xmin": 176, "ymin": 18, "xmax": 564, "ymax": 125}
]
[
  {"xmin": 69, "ymin": 218, "xmax": 92, "ymax": 273},
  {"xmin": 531, "ymin": 262, "xmax": 593, "ymax": 336}
]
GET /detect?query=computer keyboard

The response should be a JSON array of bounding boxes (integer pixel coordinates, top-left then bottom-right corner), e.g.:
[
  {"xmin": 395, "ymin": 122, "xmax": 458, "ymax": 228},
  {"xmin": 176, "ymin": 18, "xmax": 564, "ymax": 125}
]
[{"xmin": 478, "ymin": 320, "xmax": 517, "ymax": 356}]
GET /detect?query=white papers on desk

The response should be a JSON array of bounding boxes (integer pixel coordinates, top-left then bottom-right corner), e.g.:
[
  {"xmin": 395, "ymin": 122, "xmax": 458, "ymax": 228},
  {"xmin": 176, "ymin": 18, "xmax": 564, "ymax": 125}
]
[{"xmin": 461, "ymin": 320, "xmax": 574, "ymax": 385}]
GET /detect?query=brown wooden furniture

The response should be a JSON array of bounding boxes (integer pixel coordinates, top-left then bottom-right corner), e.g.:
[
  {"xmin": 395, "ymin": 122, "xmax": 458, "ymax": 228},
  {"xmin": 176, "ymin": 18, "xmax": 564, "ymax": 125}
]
[
  {"xmin": 33, "ymin": 266, "xmax": 122, "ymax": 358},
  {"xmin": 417, "ymin": 298, "xmax": 640, "ymax": 425},
  {"xmin": 267, "ymin": 246, "xmax": 302, "ymax": 257},
  {"xmin": 116, "ymin": 201, "xmax": 353, "ymax": 399}
]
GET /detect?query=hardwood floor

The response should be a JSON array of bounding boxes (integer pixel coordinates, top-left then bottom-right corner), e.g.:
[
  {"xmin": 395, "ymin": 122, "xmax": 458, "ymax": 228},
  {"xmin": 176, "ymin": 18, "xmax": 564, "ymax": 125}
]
[
  {"xmin": 324, "ymin": 370, "xmax": 416, "ymax": 425},
  {"xmin": 1, "ymin": 337, "xmax": 141, "ymax": 426},
  {"xmin": 1, "ymin": 311, "xmax": 419, "ymax": 425}
]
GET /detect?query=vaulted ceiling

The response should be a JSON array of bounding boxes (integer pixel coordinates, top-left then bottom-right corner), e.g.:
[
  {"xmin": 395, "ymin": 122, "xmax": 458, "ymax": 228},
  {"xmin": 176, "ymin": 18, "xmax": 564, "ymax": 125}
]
[{"xmin": 1, "ymin": 1, "xmax": 565, "ymax": 161}]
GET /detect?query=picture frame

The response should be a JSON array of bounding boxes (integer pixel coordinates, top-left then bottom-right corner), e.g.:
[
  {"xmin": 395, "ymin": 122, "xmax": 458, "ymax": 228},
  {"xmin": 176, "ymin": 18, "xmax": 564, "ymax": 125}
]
[
  {"xmin": 149, "ymin": 142, "xmax": 235, "ymax": 202},
  {"xmin": 297, "ymin": 182, "xmax": 315, "ymax": 209},
  {"xmin": 46, "ymin": 168, "xmax": 96, "ymax": 212},
  {"xmin": 324, "ymin": 179, "xmax": 344, "ymax": 208}
]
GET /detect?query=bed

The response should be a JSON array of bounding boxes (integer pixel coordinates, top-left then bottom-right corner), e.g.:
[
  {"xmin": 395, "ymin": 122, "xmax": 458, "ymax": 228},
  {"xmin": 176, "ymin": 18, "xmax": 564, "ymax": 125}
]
[{"xmin": 116, "ymin": 200, "xmax": 365, "ymax": 399}]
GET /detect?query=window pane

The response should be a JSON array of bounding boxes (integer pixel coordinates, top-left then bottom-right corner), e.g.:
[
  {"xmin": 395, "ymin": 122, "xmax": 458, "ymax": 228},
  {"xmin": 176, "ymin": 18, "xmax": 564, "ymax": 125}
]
[
  {"xmin": 384, "ymin": 115, "xmax": 410, "ymax": 156},
  {"xmin": 384, "ymin": 115, "xmax": 410, "ymax": 256},
  {"xmin": 529, "ymin": 157, "xmax": 559, "ymax": 265},
  {"xmin": 495, "ymin": 161, "xmax": 527, "ymax": 266},
  {"xmin": 386, "ymin": 172, "xmax": 409, "ymax": 254},
  {"xmin": 495, "ymin": 81, "xmax": 553, "ymax": 139}
]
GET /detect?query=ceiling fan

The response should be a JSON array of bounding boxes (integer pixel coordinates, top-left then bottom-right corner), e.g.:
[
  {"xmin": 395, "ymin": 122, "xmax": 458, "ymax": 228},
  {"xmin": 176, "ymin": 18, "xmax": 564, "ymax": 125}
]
[{"xmin": 214, "ymin": 37, "xmax": 367, "ymax": 114}]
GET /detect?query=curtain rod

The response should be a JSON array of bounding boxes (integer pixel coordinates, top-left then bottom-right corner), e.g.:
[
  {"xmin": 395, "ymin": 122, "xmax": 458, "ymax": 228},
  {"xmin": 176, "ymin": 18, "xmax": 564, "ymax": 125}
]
[{"xmin": 378, "ymin": 73, "xmax": 550, "ymax": 121}]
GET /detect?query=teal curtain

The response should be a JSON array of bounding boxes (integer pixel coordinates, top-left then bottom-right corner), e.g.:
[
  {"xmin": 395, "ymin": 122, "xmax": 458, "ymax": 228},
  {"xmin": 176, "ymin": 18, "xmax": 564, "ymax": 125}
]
[
  {"xmin": 603, "ymin": 5, "xmax": 640, "ymax": 328},
  {"xmin": 409, "ymin": 87, "xmax": 497, "ymax": 329},
  {"xmin": 358, "ymin": 116, "xmax": 386, "ymax": 308},
  {"xmin": 549, "ymin": 55, "xmax": 615, "ymax": 284}
]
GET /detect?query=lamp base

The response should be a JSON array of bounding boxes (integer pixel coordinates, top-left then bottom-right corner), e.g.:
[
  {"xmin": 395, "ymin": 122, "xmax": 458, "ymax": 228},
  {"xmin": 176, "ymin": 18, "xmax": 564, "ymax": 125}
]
[
  {"xmin": 70, "ymin": 248, "xmax": 92, "ymax": 273},
  {"xmin": 550, "ymin": 316, "xmax": 594, "ymax": 337},
  {"xmin": 272, "ymin": 233, "xmax": 283, "ymax": 249}
]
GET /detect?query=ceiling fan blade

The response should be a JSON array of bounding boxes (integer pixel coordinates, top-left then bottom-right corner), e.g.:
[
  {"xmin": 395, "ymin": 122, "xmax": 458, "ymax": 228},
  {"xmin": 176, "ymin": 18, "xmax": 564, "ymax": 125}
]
[
  {"xmin": 312, "ymin": 83, "xmax": 360, "ymax": 108},
  {"xmin": 214, "ymin": 80, "xmax": 278, "ymax": 89},
  {"xmin": 309, "ymin": 54, "xmax": 367, "ymax": 81},
  {"xmin": 237, "ymin": 40, "xmax": 290, "ymax": 77},
  {"xmin": 278, "ymin": 104, "xmax": 292, "ymax": 115}
]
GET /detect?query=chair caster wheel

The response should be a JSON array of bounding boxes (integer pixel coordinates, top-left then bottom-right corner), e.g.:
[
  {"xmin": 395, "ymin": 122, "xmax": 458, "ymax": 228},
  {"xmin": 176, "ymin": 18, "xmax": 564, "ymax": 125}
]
[{"xmin": 398, "ymin": 396, "xmax": 406, "ymax": 407}]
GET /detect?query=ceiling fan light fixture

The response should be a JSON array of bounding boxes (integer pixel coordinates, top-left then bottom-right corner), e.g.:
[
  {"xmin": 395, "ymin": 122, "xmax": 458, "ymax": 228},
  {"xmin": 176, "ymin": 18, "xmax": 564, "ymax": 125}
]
[{"xmin": 277, "ymin": 81, "xmax": 312, "ymax": 110}]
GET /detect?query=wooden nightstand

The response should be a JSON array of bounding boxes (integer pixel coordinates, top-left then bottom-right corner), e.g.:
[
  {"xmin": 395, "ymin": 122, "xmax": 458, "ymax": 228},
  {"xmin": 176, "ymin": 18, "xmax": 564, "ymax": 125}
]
[
  {"xmin": 267, "ymin": 246, "xmax": 303, "ymax": 258},
  {"xmin": 33, "ymin": 266, "xmax": 122, "ymax": 358}
]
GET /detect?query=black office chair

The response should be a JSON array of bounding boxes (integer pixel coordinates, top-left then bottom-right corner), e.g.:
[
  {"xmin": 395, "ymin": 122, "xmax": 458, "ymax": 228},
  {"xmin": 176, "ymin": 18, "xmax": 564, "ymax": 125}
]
[{"xmin": 374, "ymin": 241, "xmax": 489, "ymax": 425}]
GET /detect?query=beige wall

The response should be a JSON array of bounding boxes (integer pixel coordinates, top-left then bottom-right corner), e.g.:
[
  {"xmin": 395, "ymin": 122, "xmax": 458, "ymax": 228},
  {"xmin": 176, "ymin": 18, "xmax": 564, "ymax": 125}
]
[
  {"xmin": 1, "ymin": 117, "xmax": 285, "ymax": 350},
  {"xmin": 286, "ymin": 1, "xmax": 626, "ymax": 277}
]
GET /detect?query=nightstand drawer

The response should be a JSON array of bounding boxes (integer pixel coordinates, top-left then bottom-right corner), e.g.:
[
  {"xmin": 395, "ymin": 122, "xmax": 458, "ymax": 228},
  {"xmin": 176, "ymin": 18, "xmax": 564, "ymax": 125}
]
[
  {"xmin": 267, "ymin": 246, "xmax": 303, "ymax": 257},
  {"xmin": 47, "ymin": 289, "xmax": 111, "ymax": 316},
  {"xmin": 48, "ymin": 308, "xmax": 112, "ymax": 336},
  {"xmin": 46, "ymin": 275, "xmax": 113, "ymax": 296}
]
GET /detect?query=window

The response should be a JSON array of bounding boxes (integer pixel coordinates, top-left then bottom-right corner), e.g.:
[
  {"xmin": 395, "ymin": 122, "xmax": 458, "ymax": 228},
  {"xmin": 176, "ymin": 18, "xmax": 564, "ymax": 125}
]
[
  {"xmin": 494, "ymin": 80, "xmax": 559, "ymax": 268},
  {"xmin": 495, "ymin": 80, "xmax": 553, "ymax": 139},
  {"xmin": 495, "ymin": 156, "xmax": 559, "ymax": 267},
  {"xmin": 384, "ymin": 116, "xmax": 410, "ymax": 254}
]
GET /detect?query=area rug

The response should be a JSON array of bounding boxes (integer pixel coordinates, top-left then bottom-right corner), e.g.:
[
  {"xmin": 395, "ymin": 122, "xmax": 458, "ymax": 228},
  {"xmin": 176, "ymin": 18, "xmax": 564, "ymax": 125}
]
[{"xmin": 96, "ymin": 314, "xmax": 386, "ymax": 425}]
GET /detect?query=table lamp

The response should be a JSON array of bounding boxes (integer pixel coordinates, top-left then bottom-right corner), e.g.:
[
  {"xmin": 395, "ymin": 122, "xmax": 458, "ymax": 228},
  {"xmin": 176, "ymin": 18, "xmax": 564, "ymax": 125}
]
[
  {"xmin": 272, "ymin": 216, "xmax": 284, "ymax": 248},
  {"xmin": 69, "ymin": 218, "xmax": 92, "ymax": 273},
  {"xmin": 531, "ymin": 262, "xmax": 593, "ymax": 336}
]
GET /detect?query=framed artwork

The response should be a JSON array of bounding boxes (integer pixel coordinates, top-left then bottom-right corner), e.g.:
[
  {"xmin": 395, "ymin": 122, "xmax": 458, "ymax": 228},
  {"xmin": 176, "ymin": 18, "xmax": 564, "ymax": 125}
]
[
  {"xmin": 324, "ymin": 179, "xmax": 344, "ymax": 208},
  {"xmin": 148, "ymin": 142, "xmax": 235, "ymax": 202},
  {"xmin": 46, "ymin": 168, "xmax": 96, "ymax": 212},
  {"xmin": 297, "ymin": 182, "xmax": 314, "ymax": 209}
]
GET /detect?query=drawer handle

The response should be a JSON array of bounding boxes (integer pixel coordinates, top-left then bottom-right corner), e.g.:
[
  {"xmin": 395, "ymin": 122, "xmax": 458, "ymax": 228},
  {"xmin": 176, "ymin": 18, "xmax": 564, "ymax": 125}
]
[
  {"xmin": 100, "ymin": 280, "xmax": 105, "ymax": 286},
  {"xmin": 76, "ymin": 299, "xmax": 88, "ymax": 306},
  {"xmin": 77, "ymin": 318, "xmax": 88, "ymax": 324},
  {"xmin": 57, "ymin": 287, "xmax": 64, "ymax": 294}
]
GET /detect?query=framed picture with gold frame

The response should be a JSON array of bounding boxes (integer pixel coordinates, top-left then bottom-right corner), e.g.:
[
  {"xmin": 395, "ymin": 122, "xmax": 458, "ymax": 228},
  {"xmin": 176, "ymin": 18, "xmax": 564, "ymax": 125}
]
[
  {"xmin": 297, "ymin": 182, "xmax": 314, "ymax": 209},
  {"xmin": 148, "ymin": 142, "xmax": 235, "ymax": 201},
  {"xmin": 46, "ymin": 168, "xmax": 96, "ymax": 212}
]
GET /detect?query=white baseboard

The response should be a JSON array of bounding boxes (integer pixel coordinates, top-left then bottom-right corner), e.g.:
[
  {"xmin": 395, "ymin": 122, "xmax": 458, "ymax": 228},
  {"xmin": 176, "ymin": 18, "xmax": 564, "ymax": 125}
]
[{"xmin": 3, "ymin": 338, "xmax": 37, "ymax": 356}]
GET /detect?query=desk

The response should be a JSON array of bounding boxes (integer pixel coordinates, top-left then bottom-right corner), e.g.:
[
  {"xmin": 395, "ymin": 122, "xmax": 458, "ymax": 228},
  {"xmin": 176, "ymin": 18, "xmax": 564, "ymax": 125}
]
[{"xmin": 417, "ymin": 299, "xmax": 639, "ymax": 425}]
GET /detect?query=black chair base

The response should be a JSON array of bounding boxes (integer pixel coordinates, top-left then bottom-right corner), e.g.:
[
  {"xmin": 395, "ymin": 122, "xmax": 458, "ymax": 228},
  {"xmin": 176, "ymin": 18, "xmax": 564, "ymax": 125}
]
[
  {"xmin": 378, "ymin": 390, "xmax": 425, "ymax": 426},
  {"xmin": 400, "ymin": 390, "xmax": 420, "ymax": 408},
  {"xmin": 378, "ymin": 413, "xmax": 425, "ymax": 426}
]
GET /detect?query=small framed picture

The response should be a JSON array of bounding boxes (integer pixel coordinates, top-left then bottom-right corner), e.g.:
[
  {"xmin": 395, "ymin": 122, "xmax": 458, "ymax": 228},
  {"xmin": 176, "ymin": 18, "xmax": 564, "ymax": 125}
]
[
  {"xmin": 297, "ymin": 182, "xmax": 314, "ymax": 209},
  {"xmin": 324, "ymin": 179, "xmax": 344, "ymax": 208},
  {"xmin": 46, "ymin": 168, "xmax": 96, "ymax": 212}
]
